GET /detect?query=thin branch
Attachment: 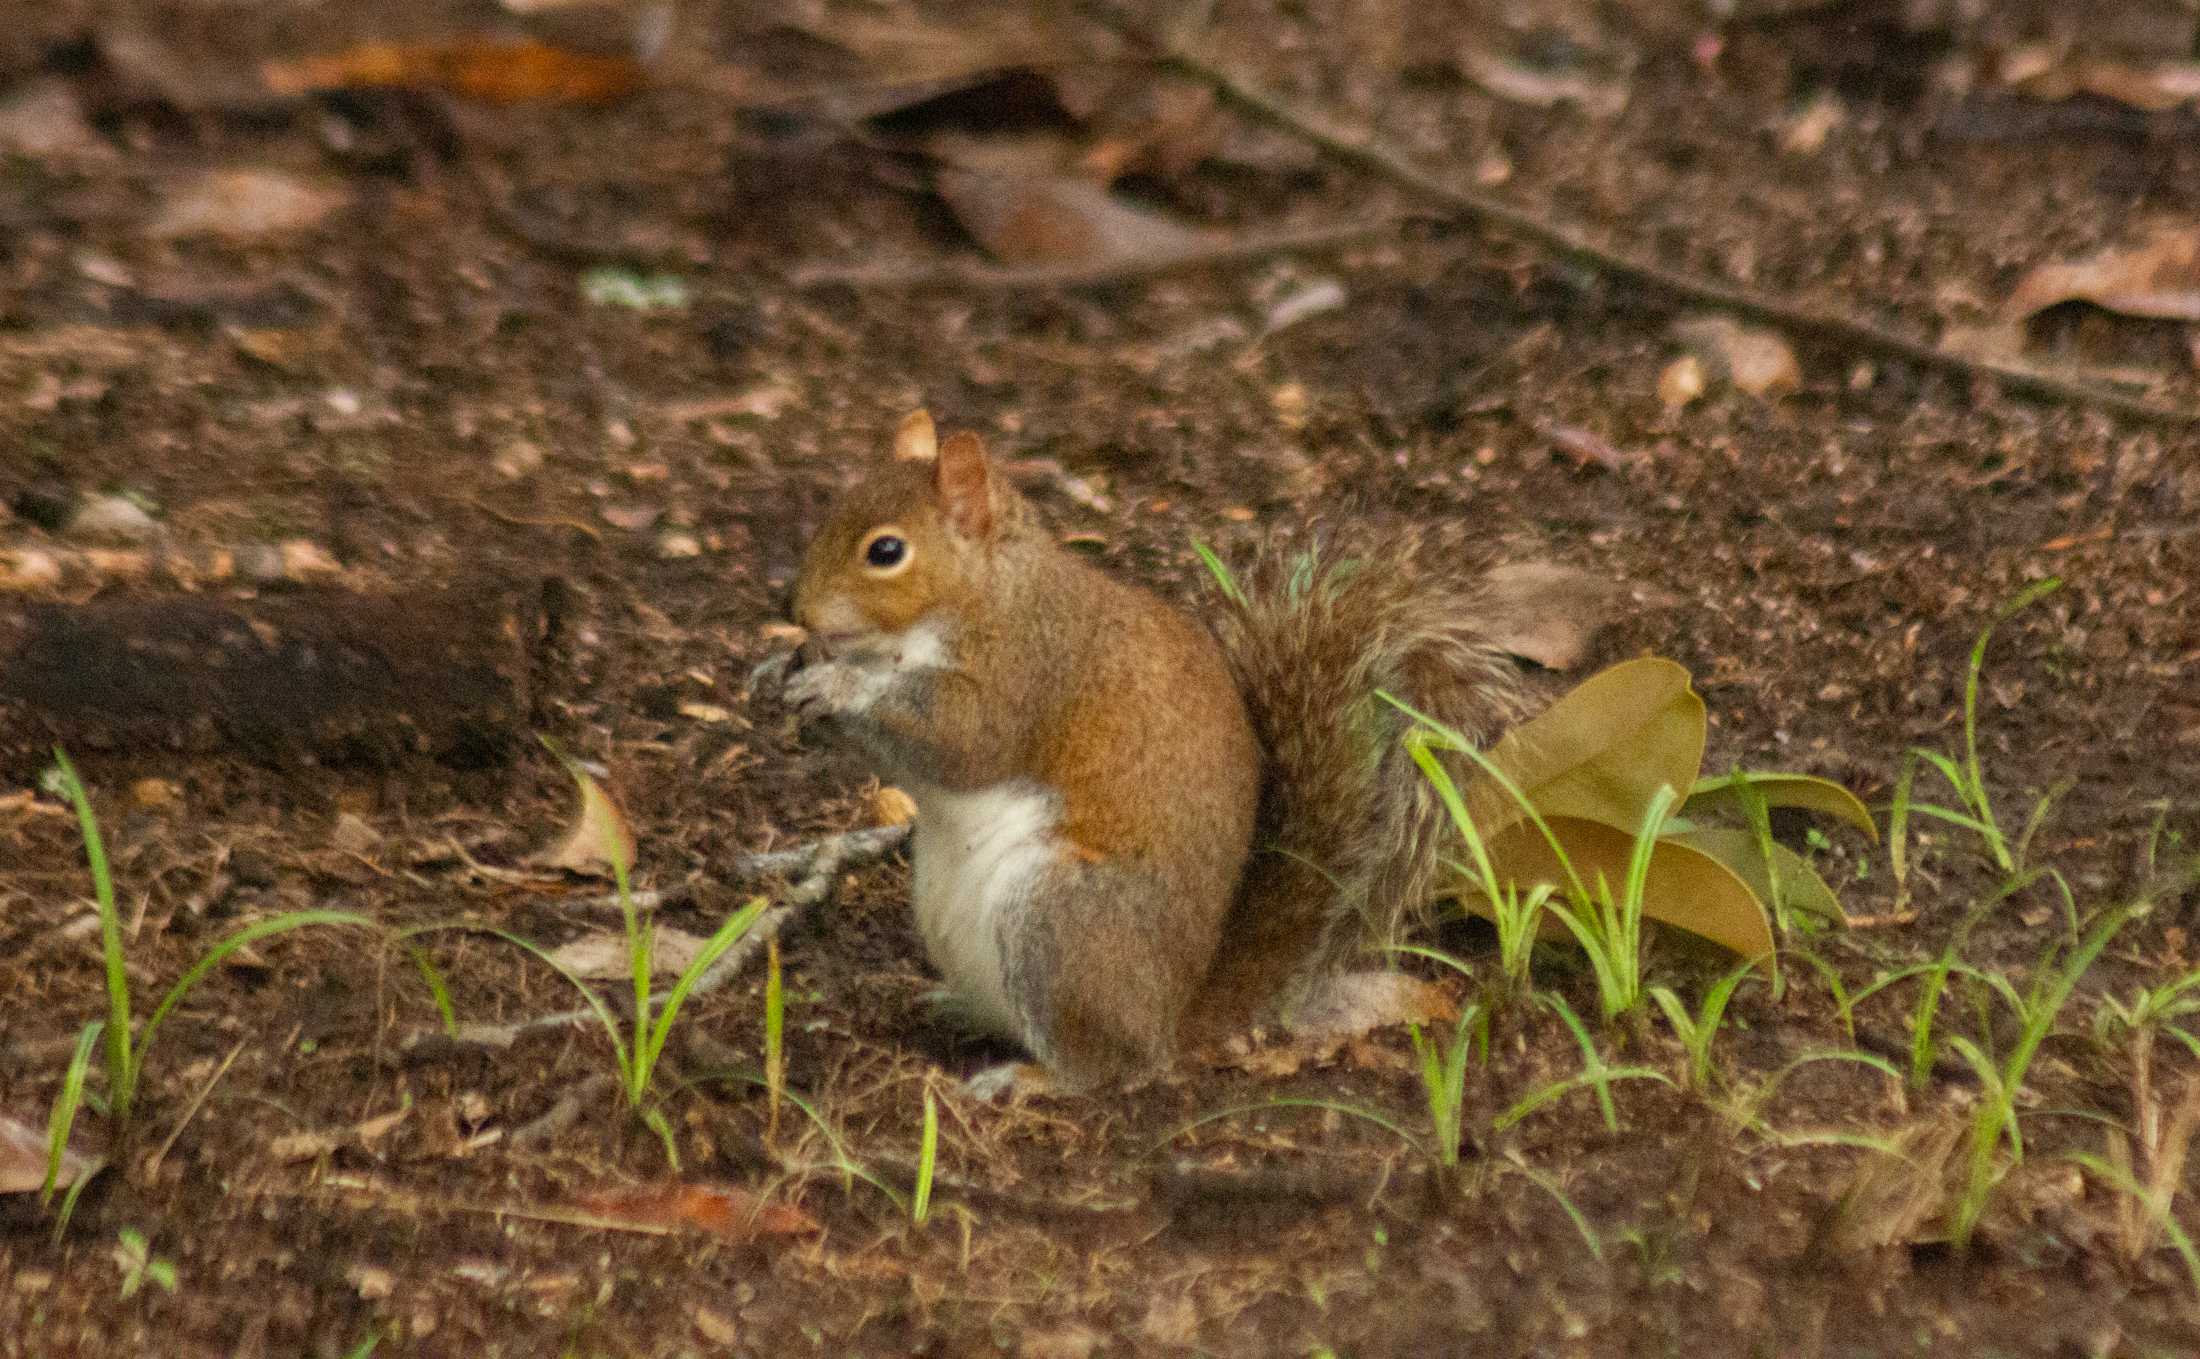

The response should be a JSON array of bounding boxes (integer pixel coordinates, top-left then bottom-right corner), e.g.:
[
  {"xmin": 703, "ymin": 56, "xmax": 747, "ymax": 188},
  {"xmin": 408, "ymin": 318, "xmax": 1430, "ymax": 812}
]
[
  {"xmin": 790, "ymin": 215, "xmax": 1409, "ymax": 290},
  {"xmin": 1126, "ymin": 29, "xmax": 2199, "ymax": 426},
  {"xmin": 416, "ymin": 823, "xmax": 910, "ymax": 1052}
]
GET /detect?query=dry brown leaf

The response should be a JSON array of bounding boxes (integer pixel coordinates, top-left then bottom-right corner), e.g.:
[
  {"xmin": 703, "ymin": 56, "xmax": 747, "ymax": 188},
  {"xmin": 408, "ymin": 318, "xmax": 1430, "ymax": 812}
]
[
  {"xmin": 533, "ymin": 762, "xmax": 636, "ymax": 876},
  {"xmin": 2010, "ymin": 51, "xmax": 2200, "ymax": 112},
  {"xmin": 546, "ymin": 926, "xmax": 709, "ymax": 980},
  {"xmin": 1, "ymin": 1111, "xmax": 94, "ymax": 1196},
  {"xmin": 1478, "ymin": 561, "xmax": 1624, "ymax": 671},
  {"xmin": 1657, "ymin": 354, "xmax": 1708, "ymax": 411},
  {"xmin": 1671, "ymin": 315, "xmax": 1801, "ymax": 398},
  {"xmin": 692, "ymin": 1304, "xmax": 740, "ymax": 1345},
  {"xmin": 1019, "ymin": 1325, "xmax": 1104, "ymax": 1359},
  {"xmin": 783, "ymin": 9, "xmax": 1077, "ymax": 98},
  {"xmin": 2005, "ymin": 225, "xmax": 2200, "ymax": 323},
  {"xmin": 262, "ymin": 40, "xmax": 643, "ymax": 104},
  {"xmin": 148, "ymin": 168, "xmax": 351, "ymax": 240},
  {"xmin": 934, "ymin": 167, "xmax": 1216, "ymax": 268},
  {"xmin": 0, "ymin": 77, "xmax": 100, "ymax": 158},
  {"xmin": 872, "ymin": 786, "xmax": 918, "ymax": 827},
  {"xmin": 565, "ymin": 1182, "xmax": 819, "ymax": 1241},
  {"xmin": 1458, "ymin": 46, "xmax": 1629, "ymax": 117}
]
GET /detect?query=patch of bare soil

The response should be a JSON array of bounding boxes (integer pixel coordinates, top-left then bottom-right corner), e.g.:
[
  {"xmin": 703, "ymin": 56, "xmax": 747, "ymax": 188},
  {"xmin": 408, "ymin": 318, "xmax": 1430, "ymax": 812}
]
[{"xmin": 3, "ymin": 1, "xmax": 2199, "ymax": 1355}]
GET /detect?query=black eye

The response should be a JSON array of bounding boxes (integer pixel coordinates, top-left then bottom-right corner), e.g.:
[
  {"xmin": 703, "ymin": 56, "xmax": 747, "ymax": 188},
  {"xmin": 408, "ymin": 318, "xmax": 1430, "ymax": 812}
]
[{"xmin": 865, "ymin": 535, "xmax": 907, "ymax": 569}]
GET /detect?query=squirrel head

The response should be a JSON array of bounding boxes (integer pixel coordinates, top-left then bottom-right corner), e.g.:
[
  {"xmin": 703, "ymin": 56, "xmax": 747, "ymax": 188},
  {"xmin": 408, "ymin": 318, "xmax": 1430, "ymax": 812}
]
[{"xmin": 789, "ymin": 410, "xmax": 1030, "ymax": 648}]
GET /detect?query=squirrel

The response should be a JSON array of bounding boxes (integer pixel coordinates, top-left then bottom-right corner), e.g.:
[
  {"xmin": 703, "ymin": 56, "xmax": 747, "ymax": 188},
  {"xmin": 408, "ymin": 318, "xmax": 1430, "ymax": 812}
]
[{"xmin": 768, "ymin": 410, "xmax": 1608, "ymax": 1093}]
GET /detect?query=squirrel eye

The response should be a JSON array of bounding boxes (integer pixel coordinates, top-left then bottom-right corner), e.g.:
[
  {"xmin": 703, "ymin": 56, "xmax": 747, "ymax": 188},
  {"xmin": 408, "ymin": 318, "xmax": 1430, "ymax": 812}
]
[{"xmin": 863, "ymin": 533, "xmax": 908, "ymax": 570}]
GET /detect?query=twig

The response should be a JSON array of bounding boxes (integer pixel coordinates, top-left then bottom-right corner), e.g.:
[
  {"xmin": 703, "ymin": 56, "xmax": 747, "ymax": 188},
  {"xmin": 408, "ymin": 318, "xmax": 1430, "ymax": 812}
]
[
  {"xmin": 1842, "ymin": 910, "xmax": 1922, "ymax": 930},
  {"xmin": 790, "ymin": 216, "xmax": 1409, "ymax": 290},
  {"xmin": 1124, "ymin": 29, "xmax": 2200, "ymax": 426},
  {"xmin": 421, "ymin": 823, "xmax": 911, "ymax": 1051},
  {"xmin": 510, "ymin": 1072, "xmax": 617, "ymax": 1149},
  {"xmin": 730, "ymin": 823, "xmax": 909, "ymax": 881},
  {"xmin": 143, "ymin": 1039, "xmax": 246, "ymax": 1183},
  {"xmin": 527, "ymin": 825, "xmax": 911, "ymax": 915}
]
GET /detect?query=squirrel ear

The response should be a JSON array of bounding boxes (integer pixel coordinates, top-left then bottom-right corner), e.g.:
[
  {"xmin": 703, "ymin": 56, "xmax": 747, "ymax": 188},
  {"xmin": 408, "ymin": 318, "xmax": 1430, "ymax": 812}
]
[
  {"xmin": 934, "ymin": 431, "xmax": 994, "ymax": 538},
  {"xmin": 892, "ymin": 409, "xmax": 937, "ymax": 463}
]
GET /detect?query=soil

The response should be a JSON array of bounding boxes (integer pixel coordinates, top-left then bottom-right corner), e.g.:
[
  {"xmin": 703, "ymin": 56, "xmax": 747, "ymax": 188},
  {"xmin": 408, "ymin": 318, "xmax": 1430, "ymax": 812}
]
[{"xmin": 2, "ymin": 1, "xmax": 2199, "ymax": 1356}]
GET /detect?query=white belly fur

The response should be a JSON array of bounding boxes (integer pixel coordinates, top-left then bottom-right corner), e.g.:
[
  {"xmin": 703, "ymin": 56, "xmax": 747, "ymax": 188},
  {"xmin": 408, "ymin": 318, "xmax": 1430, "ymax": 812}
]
[{"xmin": 908, "ymin": 780, "xmax": 1057, "ymax": 1037}]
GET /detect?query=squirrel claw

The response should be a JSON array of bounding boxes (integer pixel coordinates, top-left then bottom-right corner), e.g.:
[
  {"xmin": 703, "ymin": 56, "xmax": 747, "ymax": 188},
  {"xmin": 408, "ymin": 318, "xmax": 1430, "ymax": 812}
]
[{"xmin": 746, "ymin": 649, "xmax": 797, "ymax": 696}]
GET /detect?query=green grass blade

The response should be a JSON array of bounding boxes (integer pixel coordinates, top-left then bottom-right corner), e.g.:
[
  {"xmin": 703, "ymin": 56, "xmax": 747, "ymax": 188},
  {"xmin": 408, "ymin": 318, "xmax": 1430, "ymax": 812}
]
[
  {"xmin": 136, "ymin": 911, "xmax": 382, "ymax": 1105},
  {"xmin": 639, "ymin": 897, "xmax": 769, "ymax": 1086},
  {"xmin": 1191, "ymin": 541, "xmax": 1246, "ymax": 607},
  {"xmin": 1496, "ymin": 1067, "xmax": 1671, "ymax": 1133},
  {"xmin": 50, "ymin": 751, "xmax": 134, "ymax": 1121},
  {"xmin": 43, "ymin": 1020, "xmax": 104, "ymax": 1207},
  {"xmin": 913, "ymin": 1088, "xmax": 939, "ymax": 1226}
]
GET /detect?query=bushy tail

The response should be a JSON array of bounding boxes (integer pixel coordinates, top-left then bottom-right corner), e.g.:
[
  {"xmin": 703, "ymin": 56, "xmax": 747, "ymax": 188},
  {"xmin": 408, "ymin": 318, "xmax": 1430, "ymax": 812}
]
[{"xmin": 1195, "ymin": 526, "xmax": 1593, "ymax": 1024}]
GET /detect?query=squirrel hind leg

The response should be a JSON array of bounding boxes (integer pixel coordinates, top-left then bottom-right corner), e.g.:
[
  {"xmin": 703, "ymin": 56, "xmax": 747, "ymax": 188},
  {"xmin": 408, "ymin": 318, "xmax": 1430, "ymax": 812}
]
[{"xmin": 1003, "ymin": 857, "xmax": 1217, "ymax": 1090}]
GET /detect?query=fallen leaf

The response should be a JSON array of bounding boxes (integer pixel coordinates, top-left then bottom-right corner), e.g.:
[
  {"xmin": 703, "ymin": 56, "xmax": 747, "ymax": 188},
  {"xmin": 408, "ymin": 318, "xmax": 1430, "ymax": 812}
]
[
  {"xmin": 677, "ymin": 700, "xmax": 731, "ymax": 723},
  {"xmin": 1458, "ymin": 45, "xmax": 1629, "ymax": 117},
  {"xmin": 2009, "ymin": 52, "xmax": 2200, "ymax": 112},
  {"xmin": 1478, "ymin": 562, "xmax": 1624, "ymax": 671},
  {"xmin": 130, "ymin": 777, "xmax": 181, "ymax": 810},
  {"xmin": 872, "ymin": 786, "xmax": 918, "ymax": 826},
  {"xmin": 261, "ymin": 39, "xmax": 643, "ymax": 104},
  {"xmin": 1670, "ymin": 315, "xmax": 1801, "ymax": 398},
  {"xmin": 1657, "ymin": 353, "xmax": 1707, "ymax": 411},
  {"xmin": 762, "ymin": 8, "xmax": 1084, "ymax": 121},
  {"xmin": 533, "ymin": 756, "xmax": 636, "ymax": 876},
  {"xmin": 566, "ymin": 1182, "xmax": 819, "ymax": 1241},
  {"xmin": 269, "ymin": 1128, "xmax": 345, "ymax": 1163},
  {"xmin": 0, "ymin": 77, "xmax": 100, "ymax": 157},
  {"xmin": 1, "ymin": 1111, "xmax": 95, "ymax": 1196},
  {"xmin": 68, "ymin": 494, "xmax": 158, "ymax": 543},
  {"xmin": 547, "ymin": 926, "xmax": 709, "ymax": 980},
  {"xmin": 1019, "ymin": 1325, "xmax": 1104, "ymax": 1359},
  {"xmin": 1472, "ymin": 657, "xmax": 1704, "ymax": 837},
  {"xmin": 329, "ymin": 812, "xmax": 382, "ymax": 855},
  {"xmin": 693, "ymin": 1304, "xmax": 740, "ymax": 1345},
  {"xmin": 1778, "ymin": 90, "xmax": 1844, "ymax": 155},
  {"xmin": 148, "ymin": 168, "xmax": 350, "ymax": 240},
  {"xmin": 1682, "ymin": 772, "xmax": 1877, "ymax": 840},
  {"xmin": 2005, "ymin": 225, "xmax": 2200, "ymax": 324},
  {"xmin": 934, "ymin": 167, "xmax": 1216, "ymax": 268},
  {"xmin": 1485, "ymin": 814, "xmax": 1775, "ymax": 960}
]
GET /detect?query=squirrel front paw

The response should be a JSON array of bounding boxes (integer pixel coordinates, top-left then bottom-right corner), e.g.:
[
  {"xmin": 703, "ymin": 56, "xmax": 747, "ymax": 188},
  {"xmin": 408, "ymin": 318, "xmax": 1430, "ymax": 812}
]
[{"xmin": 781, "ymin": 654, "xmax": 889, "ymax": 725}]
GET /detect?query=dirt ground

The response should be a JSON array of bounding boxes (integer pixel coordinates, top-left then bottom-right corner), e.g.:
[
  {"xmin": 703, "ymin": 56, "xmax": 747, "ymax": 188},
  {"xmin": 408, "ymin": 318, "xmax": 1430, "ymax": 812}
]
[{"xmin": 3, "ymin": 1, "xmax": 2199, "ymax": 1355}]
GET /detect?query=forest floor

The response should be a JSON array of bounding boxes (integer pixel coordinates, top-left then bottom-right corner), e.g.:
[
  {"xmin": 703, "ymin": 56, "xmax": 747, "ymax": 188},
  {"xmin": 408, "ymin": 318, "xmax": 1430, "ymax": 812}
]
[{"xmin": 2, "ymin": 1, "xmax": 2199, "ymax": 1355}]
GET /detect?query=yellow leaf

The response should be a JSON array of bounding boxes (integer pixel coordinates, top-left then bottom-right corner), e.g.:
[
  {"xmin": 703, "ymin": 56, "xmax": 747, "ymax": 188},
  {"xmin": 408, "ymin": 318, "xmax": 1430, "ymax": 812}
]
[
  {"xmin": 1666, "ymin": 828, "xmax": 1848, "ymax": 926},
  {"xmin": 1482, "ymin": 815, "xmax": 1775, "ymax": 963},
  {"xmin": 1683, "ymin": 772, "xmax": 1878, "ymax": 842},
  {"xmin": 1469, "ymin": 657, "xmax": 1705, "ymax": 836}
]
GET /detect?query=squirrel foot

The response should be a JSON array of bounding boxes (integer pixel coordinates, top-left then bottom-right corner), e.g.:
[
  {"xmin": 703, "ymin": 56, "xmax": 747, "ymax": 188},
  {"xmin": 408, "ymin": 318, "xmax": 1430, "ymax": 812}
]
[
  {"xmin": 962, "ymin": 1061, "xmax": 1055, "ymax": 1102},
  {"xmin": 1285, "ymin": 971, "xmax": 1457, "ymax": 1040}
]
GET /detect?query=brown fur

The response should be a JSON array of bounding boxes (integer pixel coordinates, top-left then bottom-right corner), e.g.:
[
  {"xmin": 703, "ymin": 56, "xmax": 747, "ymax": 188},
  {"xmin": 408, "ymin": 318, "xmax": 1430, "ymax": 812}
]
[{"xmin": 785, "ymin": 416, "xmax": 1549, "ymax": 1084}]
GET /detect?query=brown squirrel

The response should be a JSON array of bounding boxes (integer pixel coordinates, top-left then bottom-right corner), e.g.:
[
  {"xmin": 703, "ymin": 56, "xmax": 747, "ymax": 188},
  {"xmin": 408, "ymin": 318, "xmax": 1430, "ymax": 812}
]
[{"xmin": 770, "ymin": 411, "xmax": 1606, "ymax": 1094}]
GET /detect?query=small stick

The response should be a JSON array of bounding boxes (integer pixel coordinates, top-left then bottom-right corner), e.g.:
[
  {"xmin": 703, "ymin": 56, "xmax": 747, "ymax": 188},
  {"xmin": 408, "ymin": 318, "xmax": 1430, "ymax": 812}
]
[
  {"xmin": 142, "ymin": 1039, "xmax": 247, "ymax": 1182},
  {"xmin": 425, "ymin": 823, "xmax": 911, "ymax": 1050},
  {"xmin": 1842, "ymin": 911, "xmax": 1921, "ymax": 930},
  {"xmin": 790, "ymin": 216, "xmax": 1408, "ymax": 290},
  {"xmin": 1117, "ymin": 24, "xmax": 2200, "ymax": 427},
  {"xmin": 510, "ymin": 1072, "xmax": 617, "ymax": 1149}
]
